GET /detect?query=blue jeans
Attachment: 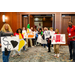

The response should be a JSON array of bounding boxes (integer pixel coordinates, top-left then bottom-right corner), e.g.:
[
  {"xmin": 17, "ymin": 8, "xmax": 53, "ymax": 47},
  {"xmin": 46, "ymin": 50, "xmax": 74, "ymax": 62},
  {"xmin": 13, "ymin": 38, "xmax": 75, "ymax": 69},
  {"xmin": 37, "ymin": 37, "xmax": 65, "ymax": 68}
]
[
  {"xmin": 2, "ymin": 51, "xmax": 11, "ymax": 62},
  {"xmin": 69, "ymin": 41, "xmax": 75, "ymax": 61},
  {"xmin": 23, "ymin": 39, "xmax": 26, "ymax": 50}
]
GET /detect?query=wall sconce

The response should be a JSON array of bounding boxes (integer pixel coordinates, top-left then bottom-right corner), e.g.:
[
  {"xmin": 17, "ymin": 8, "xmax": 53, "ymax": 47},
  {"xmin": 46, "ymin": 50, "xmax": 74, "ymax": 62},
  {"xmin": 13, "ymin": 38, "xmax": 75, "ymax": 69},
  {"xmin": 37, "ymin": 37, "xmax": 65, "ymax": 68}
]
[
  {"xmin": 2, "ymin": 12, "xmax": 8, "ymax": 23},
  {"xmin": 2, "ymin": 15, "xmax": 5, "ymax": 22}
]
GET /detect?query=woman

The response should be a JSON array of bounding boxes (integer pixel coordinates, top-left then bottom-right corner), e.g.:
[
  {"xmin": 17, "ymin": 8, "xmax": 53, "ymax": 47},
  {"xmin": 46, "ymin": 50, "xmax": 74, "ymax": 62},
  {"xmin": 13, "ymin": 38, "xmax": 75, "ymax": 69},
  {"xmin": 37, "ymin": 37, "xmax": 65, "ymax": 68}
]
[
  {"xmin": 12, "ymin": 28, "xmax": 24, "ymax": 57},
  {"xmin": 54, "ymin": 29, "xmax": 60, "ymax": 58},
  {"xmin": 1, "ymin": 24, "xmax": 13, "ymax": 62}
]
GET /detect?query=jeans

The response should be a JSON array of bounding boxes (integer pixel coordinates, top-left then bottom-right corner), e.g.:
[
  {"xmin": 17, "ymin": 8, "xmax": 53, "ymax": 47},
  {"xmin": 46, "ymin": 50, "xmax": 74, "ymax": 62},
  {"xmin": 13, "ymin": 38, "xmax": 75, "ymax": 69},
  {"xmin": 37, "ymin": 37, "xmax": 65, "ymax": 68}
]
[
  {"xmin": 2, "ymin": 51, "xmax": 11, "ymax": 62},
  {"xmin": 69, "ymin": 41, "xmax": 75, "ymax": 61},
  {"xmin": 23, "ymin": 39, "xmax": 26, "ymax": 50}
]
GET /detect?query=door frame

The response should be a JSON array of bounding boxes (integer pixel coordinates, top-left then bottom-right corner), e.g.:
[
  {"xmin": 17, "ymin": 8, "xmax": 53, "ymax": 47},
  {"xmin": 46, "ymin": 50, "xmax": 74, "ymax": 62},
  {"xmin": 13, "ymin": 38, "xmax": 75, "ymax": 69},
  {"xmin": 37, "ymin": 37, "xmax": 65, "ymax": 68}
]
[{"xmin": 17, "ymin": 12, "xmax": 56, "ymax": 29}]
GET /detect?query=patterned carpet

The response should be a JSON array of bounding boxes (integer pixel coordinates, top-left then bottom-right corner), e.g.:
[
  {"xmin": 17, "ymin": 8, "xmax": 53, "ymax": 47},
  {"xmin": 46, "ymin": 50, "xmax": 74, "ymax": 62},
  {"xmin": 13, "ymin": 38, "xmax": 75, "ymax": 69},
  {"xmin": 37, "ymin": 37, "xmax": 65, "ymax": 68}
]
[{"xmin": 0, "ymin": 46, "xmax": 72, "ymax": 62}]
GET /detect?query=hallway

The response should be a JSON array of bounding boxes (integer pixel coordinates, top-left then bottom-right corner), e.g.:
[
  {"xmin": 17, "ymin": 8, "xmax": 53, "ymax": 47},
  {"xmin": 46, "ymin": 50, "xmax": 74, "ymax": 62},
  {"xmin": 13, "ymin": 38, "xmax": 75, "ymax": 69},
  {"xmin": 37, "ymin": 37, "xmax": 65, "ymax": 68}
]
[{"xmin": 0, "ymin": 46, "xmax": 72, "ymax": 62}]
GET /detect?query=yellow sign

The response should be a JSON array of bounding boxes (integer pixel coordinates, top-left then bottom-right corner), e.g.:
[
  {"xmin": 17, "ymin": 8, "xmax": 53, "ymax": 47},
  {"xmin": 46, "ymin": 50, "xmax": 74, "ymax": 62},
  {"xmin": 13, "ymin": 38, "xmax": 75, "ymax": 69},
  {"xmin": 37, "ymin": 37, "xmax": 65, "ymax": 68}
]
[{"xmin": 18, "ymin": 39, "xmax": 25, "ymax": 51}]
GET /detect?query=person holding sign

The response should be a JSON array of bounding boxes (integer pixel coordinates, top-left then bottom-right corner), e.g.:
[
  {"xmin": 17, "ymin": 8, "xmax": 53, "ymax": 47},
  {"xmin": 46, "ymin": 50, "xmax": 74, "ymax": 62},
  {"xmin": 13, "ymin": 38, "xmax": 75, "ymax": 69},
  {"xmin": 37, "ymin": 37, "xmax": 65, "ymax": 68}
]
[
  {"xmin": 67, "ymin": 21, "xmax": 75, "ymax": 62},
  {"xmin": 12, "ymin": 28, "xmax": 24, "ymax": 57},
  {"xmin": 50, "ymin": 27, "xmax": 55, "ymax": 50},
  {"xmin": 26, "ymin": 24, "xmax": 34, "ymax": 48},
  {"xmin": 22, "ymin": 27, "xmax": 27, "ymax": 50},
  {"xmin": 54, "ymin": 29, "xmax": 60, "ymax": 58},
  {"xmin": 1, "ymin": 24, "xmax": 13, "ymax": 62}
]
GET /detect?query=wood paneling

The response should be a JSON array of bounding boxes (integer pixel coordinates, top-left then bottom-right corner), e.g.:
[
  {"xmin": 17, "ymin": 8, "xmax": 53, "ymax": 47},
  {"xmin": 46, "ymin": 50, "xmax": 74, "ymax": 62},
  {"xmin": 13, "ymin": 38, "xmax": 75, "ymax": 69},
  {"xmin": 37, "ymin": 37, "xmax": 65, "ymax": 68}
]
[
  {"xmin": 0, "ymin": 12, "xmax": 75, "ymax": 37},
  {"xmin": 30, "ymin": 15, "xmax": 34, "ymax": 27},
  {"xmin": 22, "ymin": 16, "xmax": 29, "ymax": 30},
  {"xmin": 0, "ymin": 12, "xmax": 17, "ymax": 33},
  {"xmin": 72, "ymin": 16, "xmax": 75, "ymax": 25}
]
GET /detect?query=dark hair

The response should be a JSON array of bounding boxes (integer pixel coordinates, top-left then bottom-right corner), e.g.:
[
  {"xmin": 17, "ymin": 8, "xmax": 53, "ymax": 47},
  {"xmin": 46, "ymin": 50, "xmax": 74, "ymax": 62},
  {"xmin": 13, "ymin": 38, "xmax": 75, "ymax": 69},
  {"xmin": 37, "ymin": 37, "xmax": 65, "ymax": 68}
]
[
  {"xmin": 16, "ymin": 28, "xmax": 22, "ymax": 33},
  {"xmin": 39, "ymin": 28, "xmax": 42, "ymax": 31}
]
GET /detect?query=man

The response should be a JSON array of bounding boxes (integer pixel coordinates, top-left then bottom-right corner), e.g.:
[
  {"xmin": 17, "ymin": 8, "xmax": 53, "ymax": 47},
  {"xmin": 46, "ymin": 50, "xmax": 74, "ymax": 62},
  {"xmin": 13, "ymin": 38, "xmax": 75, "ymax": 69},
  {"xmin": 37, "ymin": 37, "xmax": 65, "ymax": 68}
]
[
  {"xmin": 26, "ymin": 24, "xmax": 34, "ymax": 48},
  {"xmin": 67, "ymin": 21, "xmax": 75, "ymax": 62}
]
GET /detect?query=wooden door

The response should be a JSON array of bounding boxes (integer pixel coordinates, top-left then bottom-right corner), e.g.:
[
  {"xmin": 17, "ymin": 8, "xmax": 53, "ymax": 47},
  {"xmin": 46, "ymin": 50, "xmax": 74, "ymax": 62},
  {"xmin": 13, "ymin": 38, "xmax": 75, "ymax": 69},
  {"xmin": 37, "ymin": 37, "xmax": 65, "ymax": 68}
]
[
  {"xmin": 22, "ymin": 16, "xmax": 29, "ymax": 30},
  {"xmin": 71, "ymin": 16, "xmax": 75, "ymax": 25},
  {"xmin": 61, "ymin": 16, "xmax": 71, "ymax": 45},
  {"xmin": 30, "ymin": 15, "xmax": 34, "ymax": 28}
]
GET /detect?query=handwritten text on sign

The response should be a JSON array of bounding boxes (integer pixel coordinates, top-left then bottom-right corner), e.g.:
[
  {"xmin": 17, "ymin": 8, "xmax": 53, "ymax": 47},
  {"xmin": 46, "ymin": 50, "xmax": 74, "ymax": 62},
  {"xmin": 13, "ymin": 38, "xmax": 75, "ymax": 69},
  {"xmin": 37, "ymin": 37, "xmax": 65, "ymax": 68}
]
[
  {"xmin": 23, "ymin": 31, "xmax": 35, "ymax": 38},
  {"xmin": 44, "ymin": 30, "xmax": 51, "ymax": 39},
  {"xmin": 51, "ymin": 34, "xmax": 66, "ymax": 44}
]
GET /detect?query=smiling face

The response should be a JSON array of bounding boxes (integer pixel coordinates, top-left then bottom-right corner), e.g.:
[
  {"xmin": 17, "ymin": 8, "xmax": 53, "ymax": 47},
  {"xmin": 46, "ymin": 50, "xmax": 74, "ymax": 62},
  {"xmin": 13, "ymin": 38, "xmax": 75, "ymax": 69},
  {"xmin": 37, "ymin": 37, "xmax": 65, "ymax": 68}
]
[
  {"xmin": 55, "ymin": 29, "xmax": 59, "ymax": 34},
  {"xmin": 4, "ymin": 24, "xmax": 9, "ymax": 31},
  {"xmin": 18, "ymin": 29, "xmax": 21, "ymax": 33}
]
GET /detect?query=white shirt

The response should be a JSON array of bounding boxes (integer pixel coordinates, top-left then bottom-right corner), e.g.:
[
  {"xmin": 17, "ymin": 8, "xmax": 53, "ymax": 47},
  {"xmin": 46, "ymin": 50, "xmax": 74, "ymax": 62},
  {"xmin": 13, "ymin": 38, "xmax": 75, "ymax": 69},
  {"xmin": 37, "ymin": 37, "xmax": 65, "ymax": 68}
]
[
  {"xmin": 22, "ymin": 30, "xmax": 27, "ymax": 38},
  {"xmin": 50, "ymin": 31, "xmax": 55, "ymax": 36}
]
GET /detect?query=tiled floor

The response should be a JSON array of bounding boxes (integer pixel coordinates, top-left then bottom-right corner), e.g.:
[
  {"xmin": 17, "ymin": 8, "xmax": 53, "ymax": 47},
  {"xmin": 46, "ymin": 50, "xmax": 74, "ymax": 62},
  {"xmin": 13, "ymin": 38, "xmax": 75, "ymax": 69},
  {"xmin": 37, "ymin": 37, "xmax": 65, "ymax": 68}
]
[{"xmin": 0, "ymin": 46, "xmax": 72, "ymax": 62}]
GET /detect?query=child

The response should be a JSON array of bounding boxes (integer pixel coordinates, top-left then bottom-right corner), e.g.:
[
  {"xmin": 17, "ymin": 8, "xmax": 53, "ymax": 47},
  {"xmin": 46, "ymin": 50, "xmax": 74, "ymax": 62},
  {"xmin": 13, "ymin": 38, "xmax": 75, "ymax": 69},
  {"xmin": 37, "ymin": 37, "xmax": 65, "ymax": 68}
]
[
  {"xmin": 54, "ymin": 29, "xmax": 60, "ymax": 58},
  {"xmin": 12, "ymin": 28, "xmax": 24, "ymax": 57},
  {"xmin": 37, "ymin": 28, "xmax": 47, "ymax": 45},
  {"xmin": 34, "ymin": 28, "xmax": 38, "ymax": 46},
  {"xmin": 50, "ymin": 27, "xmax": 55, "ymax": 50},
  {"xmin": 22, "ymin": 27, "xmax": 26, "ymax": 50}
]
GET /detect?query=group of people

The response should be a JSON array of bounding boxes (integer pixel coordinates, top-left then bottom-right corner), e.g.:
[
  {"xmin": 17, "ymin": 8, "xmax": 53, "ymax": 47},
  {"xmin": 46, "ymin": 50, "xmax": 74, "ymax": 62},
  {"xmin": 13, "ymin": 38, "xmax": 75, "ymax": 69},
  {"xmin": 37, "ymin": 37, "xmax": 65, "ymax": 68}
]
[{"xmin": 0, "ymin": 20, "xmax": 75, "ymax": 62}]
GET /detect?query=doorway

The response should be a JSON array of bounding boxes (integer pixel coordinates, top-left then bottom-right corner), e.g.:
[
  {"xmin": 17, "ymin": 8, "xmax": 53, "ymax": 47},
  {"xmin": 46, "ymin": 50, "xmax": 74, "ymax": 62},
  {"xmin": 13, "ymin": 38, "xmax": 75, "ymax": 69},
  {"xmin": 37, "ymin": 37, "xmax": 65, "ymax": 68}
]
[
  {"xmin": 30, "ymin": 14, "xmax": 55, "ymax": 30},
  {"xmin": 61, "ymin": 14, "xmax": 75, "ymax": 45},
  {"xmin": 22, "ymin": 15, "xmax": 29, "ymax": 30}
]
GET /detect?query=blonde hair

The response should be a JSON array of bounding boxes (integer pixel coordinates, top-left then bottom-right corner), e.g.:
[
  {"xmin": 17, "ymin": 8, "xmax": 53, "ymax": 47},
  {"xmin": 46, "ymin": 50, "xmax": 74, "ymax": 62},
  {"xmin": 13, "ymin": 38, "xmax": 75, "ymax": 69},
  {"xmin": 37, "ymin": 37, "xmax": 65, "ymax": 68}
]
[
  {"xmin": 50, "ymin": 27, "xmax": 53, "ymax": 30},
  {"xmin": 55, "ymin": 29, "xmax": 59, "ymax": 34},
  {"xmin": 1, "ymin": 24, "xmax": 13, "ymax": 33}
]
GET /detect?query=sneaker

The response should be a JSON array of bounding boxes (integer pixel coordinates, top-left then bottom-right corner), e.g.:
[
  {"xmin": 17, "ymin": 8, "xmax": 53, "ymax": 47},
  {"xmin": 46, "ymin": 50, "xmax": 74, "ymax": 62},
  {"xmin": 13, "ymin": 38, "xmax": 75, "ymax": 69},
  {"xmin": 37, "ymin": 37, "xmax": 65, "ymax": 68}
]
[
  {"xmin": 26, "ymin": 46, "xmax": 28, "ymax": 48},
  {"xmin": 46, "ymin": 47, "xmax": 48, "ymax": 50},
  {"xmin": 23, "ymin": 49, "xmax": 26, "ymax": 51},
  {"xmin": 52, "ymin": 47, "xmax": 54, "ymax": 49},
  {"xmin": 57, "ymin": 54, "xmax": 59, "ymax": 58},
  {"xmin": 32, "ymin": 46, "xmax": 34, "ymax": 47},
  {"xmin": 54, "ymin": 54, "xmax": 57, "ymax": 57}
]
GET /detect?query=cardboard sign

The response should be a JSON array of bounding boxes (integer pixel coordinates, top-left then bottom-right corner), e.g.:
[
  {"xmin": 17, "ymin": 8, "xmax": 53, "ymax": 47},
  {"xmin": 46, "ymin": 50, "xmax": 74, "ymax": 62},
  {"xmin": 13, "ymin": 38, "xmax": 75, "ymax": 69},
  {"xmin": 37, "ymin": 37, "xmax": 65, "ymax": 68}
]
[
  {"xmin": 51, "ymin": 34, "xmax": 66, "ymax": 44},
  {"xmin": 1, "ymin": 36, "xmax": 27, "ymax": 51},
  {"xmin": 44, "ymin": 30, "xmax": 51, "ymax": 39},
  {"xmin": 23, "ymin": 31, "xmax": 35, "ymax": 38},
  {"xmin": 37, "ymin": 34, "xmax": 47, "ymax": 44},
  {"xmin": 18, "ymin": 39, "xmax": 26, "ymax": 51},
  {"xmin": 1, "ymin": 36, "xmax": 19, "ymax": 51}
]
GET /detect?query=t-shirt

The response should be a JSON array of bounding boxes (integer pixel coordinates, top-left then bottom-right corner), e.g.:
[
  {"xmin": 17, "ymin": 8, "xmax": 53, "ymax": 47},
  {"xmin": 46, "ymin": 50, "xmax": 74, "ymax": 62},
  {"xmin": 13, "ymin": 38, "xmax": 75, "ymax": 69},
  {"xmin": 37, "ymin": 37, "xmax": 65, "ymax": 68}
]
[
  {"xmin": 50, "ymin": 31, "xmax": 55, "ymax": 37},
  {"xmin": 67, "ymin": 25, "xmax": 75, "ymax": 41},
  {"xmin": 22, "ymin": 30, "xmax": 27, "ymax": 38}
]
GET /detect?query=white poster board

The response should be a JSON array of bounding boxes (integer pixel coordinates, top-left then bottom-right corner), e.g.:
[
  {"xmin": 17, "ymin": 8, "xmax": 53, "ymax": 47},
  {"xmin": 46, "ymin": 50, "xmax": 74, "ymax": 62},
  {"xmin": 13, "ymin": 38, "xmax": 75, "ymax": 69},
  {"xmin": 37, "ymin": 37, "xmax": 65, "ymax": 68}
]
[
  {"xmin": 1, "ymin": 36, "xmax": 19, "ymax": 51},
  {"xmin": 44, "ymin": 30, "xmax": 51, "ymax": 39},
  {"xmin": 51, "ymin": 34, "xmax": 66, "ymax": 44},
  {"xmin": 23, "ymin": 31, "xmax": 35, "ymax": 39}
]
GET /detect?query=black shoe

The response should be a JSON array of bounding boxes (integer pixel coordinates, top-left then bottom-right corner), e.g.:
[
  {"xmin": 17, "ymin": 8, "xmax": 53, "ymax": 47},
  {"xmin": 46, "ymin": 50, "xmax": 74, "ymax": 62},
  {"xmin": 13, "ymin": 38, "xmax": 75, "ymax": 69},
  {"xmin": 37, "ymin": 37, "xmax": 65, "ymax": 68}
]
[
  {"xmin": 48, "ymin": 51, "xmax": 51, "ymax": 52},
  {"xmin": 69, "ymin": 58, "xmax": 72, "ymax": 60}
]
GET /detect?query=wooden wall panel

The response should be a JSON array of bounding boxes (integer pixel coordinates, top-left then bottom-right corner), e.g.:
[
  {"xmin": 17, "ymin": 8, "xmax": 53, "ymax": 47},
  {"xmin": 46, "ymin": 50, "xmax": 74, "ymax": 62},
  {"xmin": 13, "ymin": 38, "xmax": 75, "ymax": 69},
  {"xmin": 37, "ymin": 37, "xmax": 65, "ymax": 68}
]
[
  {"xmin": 0, "ymin": 12, "xmax": 17, "ymax": 33},
  {"xmin": 0, "ymin": 12, "xmax": 4, "ymax": 29}
]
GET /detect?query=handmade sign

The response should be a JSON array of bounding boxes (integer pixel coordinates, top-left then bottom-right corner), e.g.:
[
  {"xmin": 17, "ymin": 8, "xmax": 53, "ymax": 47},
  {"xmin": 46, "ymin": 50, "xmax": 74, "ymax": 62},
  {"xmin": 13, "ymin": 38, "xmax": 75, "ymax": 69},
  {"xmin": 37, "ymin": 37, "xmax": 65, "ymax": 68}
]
[
  {"xmin": 1, "ymin": 36, "xmax": 19, "ymax": 51},
  {"xmin": 1, "ymin": 36, "xmax": 27, "ymax": 51},
  {"xmin": 27, "ymin": 31, "xmax": 35, "ymax": 38},
  {"xmin": 37, "ymin": 34, "xmax": 47, "ymax": 44},
  {"xmin": 23, "ymin": 31, "xmax": 35, "ymax": 38},
  {"xmin": 18, "ymin": 39, "xmax": 27, "ymax": 51},
  {"xmin": 51, "ymin": 34, "xmax": 66, "ymax": 44},
  {"xmin": 44, "ymin": 30, "xmax": 51, "ymax": 39}
]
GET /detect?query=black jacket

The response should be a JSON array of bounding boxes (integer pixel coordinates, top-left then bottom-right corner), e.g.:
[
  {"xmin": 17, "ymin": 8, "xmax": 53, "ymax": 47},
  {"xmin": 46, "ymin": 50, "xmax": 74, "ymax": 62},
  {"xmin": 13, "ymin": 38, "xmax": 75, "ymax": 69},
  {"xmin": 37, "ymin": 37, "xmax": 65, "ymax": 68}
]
[{"xmin": 0, "ymin": 31, "xmax": 13, "ymax": 43}]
